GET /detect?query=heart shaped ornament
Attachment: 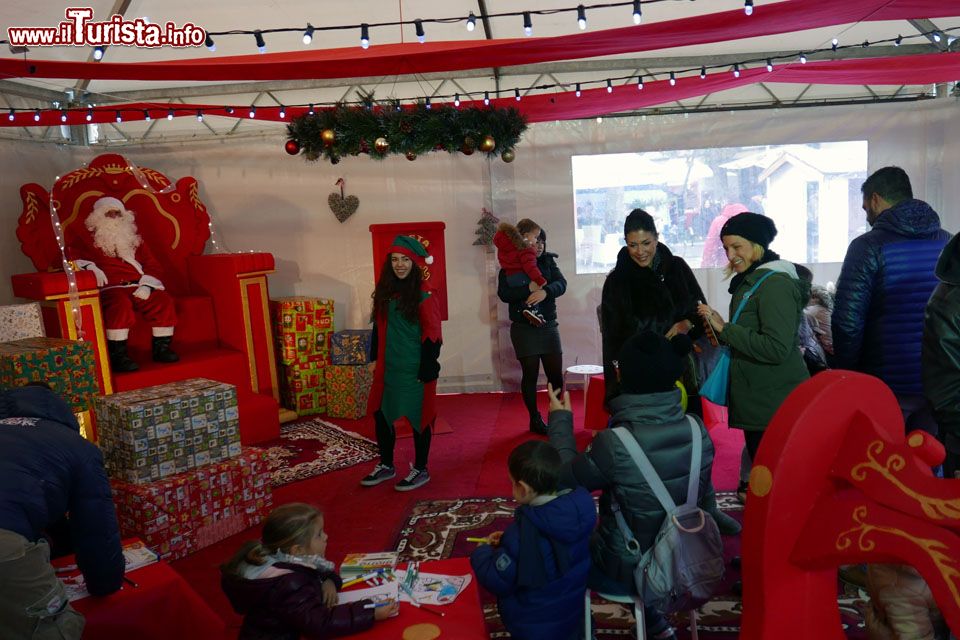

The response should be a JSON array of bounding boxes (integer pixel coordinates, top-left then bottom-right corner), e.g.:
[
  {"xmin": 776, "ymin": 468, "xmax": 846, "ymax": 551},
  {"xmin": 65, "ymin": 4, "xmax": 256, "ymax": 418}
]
[{"xmin": 328, "ymin": 192, "xmax": 359, "ymax": 222}]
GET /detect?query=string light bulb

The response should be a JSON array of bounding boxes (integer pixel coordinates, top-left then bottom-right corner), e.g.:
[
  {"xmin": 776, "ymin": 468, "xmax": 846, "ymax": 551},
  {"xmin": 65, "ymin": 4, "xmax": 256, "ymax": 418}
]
[
  {"xmin": 484, "ymin": 91, "xmax": 490, "ymax": 106},
  {"xmin": 425, "ymin": 97, "xmax": 431, "ymax": 110},
  {"xmin": 454, "ymin": 94, "xmax": 460, "ymax": 107},
  {"xmin": 466, "ymin": 11, "xmax": 476, "ymax": 31},
  {"xmin": 799, "ymin": 51, "xmax": 807, "ymax": 64},
  {"xmin": 225, "ymin": 107, "xmax": 234, "ymax": 114},
  {"xmin": 360, "ymin": 23, "xmax": 370, "ymax": 48},
  {"xmin": 606, "ymin": 79, "xmax": 613, "ymax": 93},
  {"xmin": 302, "ymin": 24, "xmax": 314, "ymax": 45},
  {"xmin": 167, "ymin": 108, "xmax": 174, "ymax": 120},
  {"xmin": 205, "ymin": 34, "xmax": 215, "ymax": 51},
  {"xmin": 523, "ymin": 12, "xmax": 532, "ymax": 36},
  {"xmin": 254, "ymin": 30, "xmax": 266, "ymax": 53},
  {"xmin": 115, "ymin": 110, "xmax": 122, "ymax": 123},
  {"xmin": 93, "ymin": 46, "xmax": 104, "ymax": 60},
  {"xmin": 249, "ymin": 105, "xmax": 256, "ymax": 118},
  {"xmin": 7, "ymin": 109, "xmax": 13, "ymax": 121},
  {"xmin": 144, "ymin": 109, "xmax": 151, "ymax": 121},
  {"xmin": 308, "ymin": 103, "xmax": 315, "ymax": 115},
  {"xmin": 831, "ymin": 37, "xmax": 838, "ymax": 51},
  {"xmin": 632, "ymin": 0, "xmax": 642, "ymax": 24},
  {"xmin": 61, "ymin": 110, "xmax": 68, "ymax": 123},
  {"xmin": 744, "ymin": 0, "xmax": 754, "ymax": 16},
  {"xmin": 33, "ymin": 109, "xmax": 40, "ymax": 121},
  {"xmin": 575, "ymin": 83, "xmax": 581, "ymax": 97},
  {"xmin": 669, "ymin": 72, "xmax": 676, "ymax": 86},
  {"xmin": 932, "ymin": 32, "xmax": 942, "ymax": 43},
  {"xmin": 279, "ymin": 105, "xmax": 286, "ymax": 119},
  {"xmin": 733, "ymin": 64, "xmax": 740, "ymax": 78},
  {"xmin": 894, "ymin": 34, "xmax": 902, "ymax": 46},
  {"xmin": 700, "ymin": 66, "xmax": 706, "ymax": 79},
  {"xmin": 577, "ymin": 5, "xmax": 587, "ymax": 30},
  {"xmin": 515, "ymin": 88, "xmax": 521, "ymax": 101},
  {"xmin": 766, "ymin": 58, "xmax": 773, "ymax": 72},
  {"xmin": 196, "ymin": 110, "xmax": 204, "ymax": 122},
  {"xmin": 637, "ymin": 75, "xmax": 644, "ymax": 90}
]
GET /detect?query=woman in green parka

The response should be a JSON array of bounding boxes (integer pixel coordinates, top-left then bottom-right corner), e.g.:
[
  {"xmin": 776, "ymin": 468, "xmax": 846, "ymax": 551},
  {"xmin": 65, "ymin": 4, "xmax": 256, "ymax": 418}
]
[
  {"xmin": 697, "ymin": 212, "xmax": 809, "ymax": 463},
  {"xmin": 359, "ymin": 235, "xmax": 442, "ymax": 492}
]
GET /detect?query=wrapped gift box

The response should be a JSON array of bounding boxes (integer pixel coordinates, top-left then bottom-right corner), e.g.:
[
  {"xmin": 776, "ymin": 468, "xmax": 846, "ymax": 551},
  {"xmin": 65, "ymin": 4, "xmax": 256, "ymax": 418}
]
[
  {"xmin": 111, "ymin": 448, "xmax": 272, "ymax": 560},
  {"xmin": 94, "ymin": 378, "xmax": 241, "ymax": 484},
  {"xmin": 325, "ymin": 364, "xmax": 373, "ymax": 419},
  {"xmin": 0, "ymin": 337, "xmax": 97, "ymax": 412},
  {"xmin": 0, "ymin": 303, "xmax": 44, "ymax": 341},
  {"xmin": 279, "ymin": 357, "xmax": 326, "ymax": 417},
  {"xmin": 330, "ymin": 329, "xmax": 373, "ymax": 365},
  {"xmin": 270, "ymin": 297, "xmax": 335, "ymax": 365}
]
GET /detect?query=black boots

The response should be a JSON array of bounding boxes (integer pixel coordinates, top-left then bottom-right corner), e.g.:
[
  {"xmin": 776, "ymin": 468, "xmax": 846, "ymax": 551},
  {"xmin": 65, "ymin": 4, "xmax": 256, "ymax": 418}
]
[
  {"xmin": 152, "ymin": 336, "xmax": 179, "ymax": 363},
  {"xmin": 529, "ymin": 414, "xmax": 548, "ymax": 436},
  {"xmin": 107, "ymin": 340, "xmax": 139, "ymax": 372}
]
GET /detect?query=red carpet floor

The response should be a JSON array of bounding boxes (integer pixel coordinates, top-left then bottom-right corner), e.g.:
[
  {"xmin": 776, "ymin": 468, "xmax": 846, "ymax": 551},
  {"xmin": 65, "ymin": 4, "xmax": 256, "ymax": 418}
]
[{"xmin": 171, "ymin": 390, "xmax": 744, "ymax": 635}]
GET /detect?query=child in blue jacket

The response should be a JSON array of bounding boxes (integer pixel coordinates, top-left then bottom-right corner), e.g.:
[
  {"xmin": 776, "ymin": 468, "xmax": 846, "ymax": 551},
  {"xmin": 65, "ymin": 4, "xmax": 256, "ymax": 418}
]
[{"xmin": 471, "ymin": 440, "xmax": 596, "ymax": 640}]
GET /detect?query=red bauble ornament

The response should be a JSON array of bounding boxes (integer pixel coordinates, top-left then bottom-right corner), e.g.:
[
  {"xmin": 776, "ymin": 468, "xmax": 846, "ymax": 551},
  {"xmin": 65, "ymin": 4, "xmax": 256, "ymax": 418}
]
[
  {"xmin": 405, "ymin": 151, "xmax": 417, "ymax": 161},
  {"xmin": 285, "ymin": 140, "xmax": 301, "ymax": 155}
]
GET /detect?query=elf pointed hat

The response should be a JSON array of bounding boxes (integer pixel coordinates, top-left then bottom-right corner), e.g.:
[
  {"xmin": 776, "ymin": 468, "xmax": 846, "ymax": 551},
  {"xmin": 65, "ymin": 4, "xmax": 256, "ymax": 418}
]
[{"xmin": 388, "ymin": 235, "xmax": 434, "ymax": 266}]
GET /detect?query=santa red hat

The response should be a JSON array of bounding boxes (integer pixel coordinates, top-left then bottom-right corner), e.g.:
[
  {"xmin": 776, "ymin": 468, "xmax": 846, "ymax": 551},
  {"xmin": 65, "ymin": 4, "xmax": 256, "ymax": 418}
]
[
  {"xmin": 91, "ymin": 196, "xmax": 126, "ymax": 217},
  {"xmin": 388, "ymin": 235, "xmax": 434, "ymax": 267}
]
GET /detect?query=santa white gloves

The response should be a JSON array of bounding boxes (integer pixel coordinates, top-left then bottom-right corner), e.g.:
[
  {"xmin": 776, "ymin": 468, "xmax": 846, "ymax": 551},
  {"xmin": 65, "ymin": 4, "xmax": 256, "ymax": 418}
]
[
  {"xmin": 75, "ymin": 260, "xmax": 108, "ymax": 287},
  {"xmin": 133, "ymin": 285, "xmax": 152, "ymax": 300},
  {"xmin": 133, "ymin": 275, "xmax": 165, "ymax": 300}
]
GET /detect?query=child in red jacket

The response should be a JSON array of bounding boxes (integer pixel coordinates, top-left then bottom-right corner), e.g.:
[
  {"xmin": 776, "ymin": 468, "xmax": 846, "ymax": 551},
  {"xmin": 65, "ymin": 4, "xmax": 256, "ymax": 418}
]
[
  {"xmin": 221, "ymin": 503, "xmax": 397, "ymax": 639},
  {"xmin": 494, "ymin": 218, "xmax": 548, "ymax": 327}
]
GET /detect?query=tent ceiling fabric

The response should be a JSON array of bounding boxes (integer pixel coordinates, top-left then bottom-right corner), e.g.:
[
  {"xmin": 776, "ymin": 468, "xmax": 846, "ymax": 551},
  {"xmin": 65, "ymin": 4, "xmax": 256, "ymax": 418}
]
[{"xmin": 0, "ymin": 0, "xmax": 957, "ymax": 143}]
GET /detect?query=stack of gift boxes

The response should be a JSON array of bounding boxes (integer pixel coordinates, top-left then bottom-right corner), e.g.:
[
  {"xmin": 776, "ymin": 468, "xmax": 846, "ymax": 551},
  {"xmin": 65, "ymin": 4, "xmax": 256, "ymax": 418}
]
[
  {"xmin": 271, "ymin": 297, "xmax": 335, "ymax": 417},
  {"xmin": 326, "ymin": 329, "xmax": 374, "ymax": 419},
  {"xmin": 95, "ymin": 378, "xmax": 272, "ymax": 560},
  {"xmin": 0, "ymin": 301, "xmax": 100, "ymax": 414}
]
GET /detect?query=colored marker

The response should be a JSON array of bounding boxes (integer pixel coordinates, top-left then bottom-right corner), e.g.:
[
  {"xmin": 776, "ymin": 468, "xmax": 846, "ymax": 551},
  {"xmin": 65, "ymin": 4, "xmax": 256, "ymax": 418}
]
[
  {"xmin": 466, "ymin": 537, "xmax": 490, "ymax": 544},
  {"xmin": 363, "ymin": 601, "xmax": 394, "ymax": 609},
  {"xmin": 342, "ymin": 569, "xmax": 382, "ymax": 588}
]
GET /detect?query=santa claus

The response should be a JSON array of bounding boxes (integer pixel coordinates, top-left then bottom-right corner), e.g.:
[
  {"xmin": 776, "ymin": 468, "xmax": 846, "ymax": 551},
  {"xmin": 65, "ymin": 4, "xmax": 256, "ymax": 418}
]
[{"xmin": 70, "ymin": 196, "xmax": 178, "ymax": 372}]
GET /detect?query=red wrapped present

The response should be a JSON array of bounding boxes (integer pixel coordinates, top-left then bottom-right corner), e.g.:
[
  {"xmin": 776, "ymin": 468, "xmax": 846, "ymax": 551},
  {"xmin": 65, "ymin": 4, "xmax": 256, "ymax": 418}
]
[{"xmin": 111, "ymin": 448, "xmax": 273, "ymax": 560}]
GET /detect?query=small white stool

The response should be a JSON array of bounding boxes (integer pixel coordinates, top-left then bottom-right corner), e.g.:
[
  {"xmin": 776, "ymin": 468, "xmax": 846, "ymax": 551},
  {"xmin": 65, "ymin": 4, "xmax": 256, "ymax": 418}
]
[{"xmin": 566, "ymin": 364, "xmax": 604, "ymax": 392}]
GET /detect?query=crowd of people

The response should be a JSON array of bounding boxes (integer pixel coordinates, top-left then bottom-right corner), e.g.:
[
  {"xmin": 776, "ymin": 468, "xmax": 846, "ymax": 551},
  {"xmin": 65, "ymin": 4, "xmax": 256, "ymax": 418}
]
[{"xmin": 3, "ymin": 166, "xmax": 957, "ymax": 640}]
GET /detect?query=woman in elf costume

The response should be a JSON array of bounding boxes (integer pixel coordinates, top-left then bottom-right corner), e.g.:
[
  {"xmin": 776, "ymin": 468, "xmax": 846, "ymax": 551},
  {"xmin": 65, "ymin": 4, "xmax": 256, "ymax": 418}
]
[{"xmin": 360, "ymin": 235, "xmax": 443, "ymax": 492}]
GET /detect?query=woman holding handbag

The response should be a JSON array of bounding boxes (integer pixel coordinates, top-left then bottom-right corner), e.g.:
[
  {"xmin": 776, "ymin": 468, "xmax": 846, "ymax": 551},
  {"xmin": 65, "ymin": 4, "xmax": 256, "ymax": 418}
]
[{"xmin": 696, "ymin": 212, "xmax": 809, "ymax": 464}]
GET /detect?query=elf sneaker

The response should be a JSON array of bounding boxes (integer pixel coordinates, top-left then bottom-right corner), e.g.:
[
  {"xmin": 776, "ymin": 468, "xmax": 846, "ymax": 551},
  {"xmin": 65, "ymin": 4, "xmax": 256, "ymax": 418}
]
[
  {"xmin": 360, "ymin": 463, "xmax": 395, "ymax": 487},
  {"xmin": 395, "ymin": 465, "xmax": 430, "ymax": 492},
  {"xmin": 522, "ymin": 308, "xmax": 546, "ymax": 327}
]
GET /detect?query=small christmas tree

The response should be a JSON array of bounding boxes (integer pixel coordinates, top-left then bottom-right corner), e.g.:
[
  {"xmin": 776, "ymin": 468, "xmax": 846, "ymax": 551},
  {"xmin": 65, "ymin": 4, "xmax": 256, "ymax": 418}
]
[{"xmin": 473, "ymin": 208, "xmax": 499, "ymax": 246}]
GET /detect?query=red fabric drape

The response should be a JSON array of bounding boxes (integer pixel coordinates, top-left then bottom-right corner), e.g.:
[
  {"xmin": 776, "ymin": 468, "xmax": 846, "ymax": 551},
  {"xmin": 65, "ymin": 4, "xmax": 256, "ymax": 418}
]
[
  {"xmin": 4, "ymin": 53, "xmax": 957, "ymax": 128},
  {"xmin": 0, "ymin": 0, "xmax": 953, "ymax": 82}
]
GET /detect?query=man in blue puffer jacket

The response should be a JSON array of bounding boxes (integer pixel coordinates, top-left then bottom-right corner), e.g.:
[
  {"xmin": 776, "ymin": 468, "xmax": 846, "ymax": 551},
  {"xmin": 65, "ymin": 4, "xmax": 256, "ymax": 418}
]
[
  {"xmin": 0, "ymin": 384, "xmax": 124, "ymax": 639},
  {"xmin": 833, "ymin": 166, "xmax": 950, "ymax": 433}
]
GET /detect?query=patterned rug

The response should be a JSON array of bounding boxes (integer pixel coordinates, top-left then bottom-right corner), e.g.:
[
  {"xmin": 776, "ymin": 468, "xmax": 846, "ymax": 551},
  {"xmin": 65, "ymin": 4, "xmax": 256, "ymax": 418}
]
[
  {"xmin": 257, "ymin": 418, "xmax": 379, "ymax": 487},
  {"xmin": 391, "ymin": 493, "xmax": 869, "ymax": 639}
]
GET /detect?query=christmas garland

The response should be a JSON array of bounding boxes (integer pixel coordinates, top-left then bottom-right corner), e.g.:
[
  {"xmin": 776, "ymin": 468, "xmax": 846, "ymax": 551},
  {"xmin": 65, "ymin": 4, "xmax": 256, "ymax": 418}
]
[{"xmin": 285, "ymin": 94, "xmax": 527, "ymax": 164}]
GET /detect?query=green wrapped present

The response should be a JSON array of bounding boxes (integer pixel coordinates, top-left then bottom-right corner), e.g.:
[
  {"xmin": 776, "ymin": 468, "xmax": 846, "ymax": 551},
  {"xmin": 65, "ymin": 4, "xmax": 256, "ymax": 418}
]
[
  {"xmin": 325, "ymin": 364, "xmax": 373, "ymax": 419},
  {"xmin": 279, "ymin": 357, "xmax": 326, "ymax": 417},
  {"xmin": 94, "ymin": 378, "xmax": 241, "ymax": 484},
  {"xmin": 0, "ymin": 337, "xmax": 98, "ymax": 412},
  {"xmin": 270, "ymin": 297, "xmax": 334, "ymax": 365}
]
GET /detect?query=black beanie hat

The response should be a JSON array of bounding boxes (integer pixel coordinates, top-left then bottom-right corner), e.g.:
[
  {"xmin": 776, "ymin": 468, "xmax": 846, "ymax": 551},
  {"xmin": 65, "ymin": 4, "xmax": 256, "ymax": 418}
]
[
  {"xmin": 617, "ymin": 332, "xmax": 693, "ymax": 394},
  {"xmin": 720, "ymin": 211, "xmax": 777, "ymax": 249}
]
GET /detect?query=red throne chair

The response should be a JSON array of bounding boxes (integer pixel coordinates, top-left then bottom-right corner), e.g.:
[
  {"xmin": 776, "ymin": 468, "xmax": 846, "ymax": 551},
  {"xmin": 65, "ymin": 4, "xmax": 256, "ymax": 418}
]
[
  {"xmin": 11, "ymin": 153, "xmax": 285, "ymax": 444},
  {"xmin": 740, "ymin": 369, "xmax": 960, "ymax": 638}
]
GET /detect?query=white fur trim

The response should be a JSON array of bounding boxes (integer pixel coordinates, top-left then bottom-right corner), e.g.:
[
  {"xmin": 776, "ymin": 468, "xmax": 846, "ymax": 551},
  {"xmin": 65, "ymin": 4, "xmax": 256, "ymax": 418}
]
[
  {"xmin": 152, "ymin": 326, "xmax": 175, "ymax": 337},
  {"xmin": 91, "ymin": 197, "xmax": 125, "ymax": 216},
  {"xmin": 425, "ymin": 255, "xmax": 434, "ymax": 265},
  {"xmin": 138, "ymin": 275, "xmax": 164, "ymax": 290},
  {"xmin": 106, "ymin": 328, "xmax": 129, "ymax": 341}
]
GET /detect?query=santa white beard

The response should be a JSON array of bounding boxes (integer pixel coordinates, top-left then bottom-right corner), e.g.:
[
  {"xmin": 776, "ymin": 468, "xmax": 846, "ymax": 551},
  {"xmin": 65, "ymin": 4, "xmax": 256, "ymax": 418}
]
[{"xmin": 86, "ymin": 208, "xmax": 142, "ymax": 265}]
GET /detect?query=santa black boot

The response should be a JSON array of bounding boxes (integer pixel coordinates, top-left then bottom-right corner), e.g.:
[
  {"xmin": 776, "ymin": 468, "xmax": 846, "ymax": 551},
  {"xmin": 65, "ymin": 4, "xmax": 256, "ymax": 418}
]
[
  {"xmin": 152, "ymin": 336, "xmax": 180, "ymax": 363},
  {"xmin": 107, "ymin": 340, "xmax": 139, "ymax": 372}
]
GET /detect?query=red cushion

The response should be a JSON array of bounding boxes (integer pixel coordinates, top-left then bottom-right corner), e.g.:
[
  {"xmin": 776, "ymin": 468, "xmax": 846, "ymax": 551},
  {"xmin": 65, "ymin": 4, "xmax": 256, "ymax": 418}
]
[{"xmin": 11, "ymin": 271, "xmax": 99, "ymax": 298}]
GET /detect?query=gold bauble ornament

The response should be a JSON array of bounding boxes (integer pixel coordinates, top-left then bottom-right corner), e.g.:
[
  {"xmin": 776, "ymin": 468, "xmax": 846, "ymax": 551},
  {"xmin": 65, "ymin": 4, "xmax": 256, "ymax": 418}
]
[
  {"xmin": 320, "ymin": 129, "xmax": 336, "ymax": 146},
  {"xmin": 479, "ymin": 135, "xmax": 496, "ymax": 152},
  {"xmin": 405, "ymin": 151, "xmax": 417, "ymax": 161},
  {"xmin": 501, "ymin": 149, "xmax": 516, "ymax": 163},
  {"xmin": 374, "ymin": 137, "xmax": 390, "ymax": 154}
]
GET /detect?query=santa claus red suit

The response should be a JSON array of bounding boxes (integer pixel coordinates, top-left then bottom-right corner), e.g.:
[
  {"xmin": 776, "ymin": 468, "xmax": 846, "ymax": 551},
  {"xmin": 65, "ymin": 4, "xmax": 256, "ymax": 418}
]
[{"xmin": 68, "ymin": 196, "xmax": 178, "ymax": 372}]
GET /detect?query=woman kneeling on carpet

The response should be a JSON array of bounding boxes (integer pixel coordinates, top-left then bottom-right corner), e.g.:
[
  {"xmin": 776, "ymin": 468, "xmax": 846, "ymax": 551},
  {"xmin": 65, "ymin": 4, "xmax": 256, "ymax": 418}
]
[
  {"xmin": 547, "ymin": 332, "xmax": 739, "ymax": 640},
  {"xmin": 360, "ymin": 235, "xmax": 443, "ymax": 492},
  {"xmin": 221, "ymin": 503, "xmax": 398, "ymax": 639}
]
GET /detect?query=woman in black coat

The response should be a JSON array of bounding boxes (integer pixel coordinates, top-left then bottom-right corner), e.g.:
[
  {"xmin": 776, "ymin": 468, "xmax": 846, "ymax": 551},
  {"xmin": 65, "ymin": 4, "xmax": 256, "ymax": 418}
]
[
  {"xmin": 498, "ymin": 228, "xmax": 568, "ymax": 434},
  {"xmin": 601, "ymin": 209, "xmax": 706, "ymax": 411}
]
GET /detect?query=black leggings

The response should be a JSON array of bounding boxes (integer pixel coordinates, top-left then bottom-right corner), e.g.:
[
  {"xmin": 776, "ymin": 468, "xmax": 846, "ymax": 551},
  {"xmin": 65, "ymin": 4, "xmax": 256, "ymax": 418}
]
[
  {"xmin": 374, "ymin": 410, "xmax": 433, "ymax": 470},
  {"xmin": 744, "ymin": 429, "xmax": 765, "ymax": 464},
  {"xmin": 518, "ymin": 353, "xmax": 564, "ymax": 419}
]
